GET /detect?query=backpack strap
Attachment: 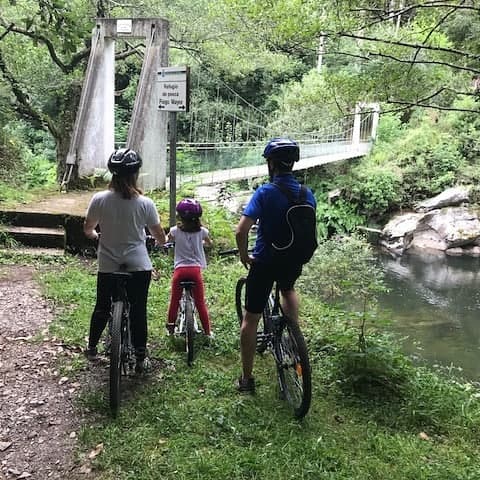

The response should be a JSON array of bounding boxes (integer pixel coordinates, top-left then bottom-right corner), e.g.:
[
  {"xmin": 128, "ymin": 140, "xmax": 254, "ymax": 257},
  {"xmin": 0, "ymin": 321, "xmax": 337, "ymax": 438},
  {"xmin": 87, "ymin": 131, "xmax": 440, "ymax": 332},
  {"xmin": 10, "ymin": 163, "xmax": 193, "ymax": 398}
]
[{"xmin": 272, "ymin": 182, "xmax": 306, "ymax": 204}]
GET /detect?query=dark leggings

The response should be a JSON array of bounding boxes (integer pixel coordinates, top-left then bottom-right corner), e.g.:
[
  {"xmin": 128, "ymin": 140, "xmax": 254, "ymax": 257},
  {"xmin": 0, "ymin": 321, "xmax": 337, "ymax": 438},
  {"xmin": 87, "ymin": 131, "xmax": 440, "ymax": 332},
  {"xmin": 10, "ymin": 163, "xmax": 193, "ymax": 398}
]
[{"xmin": 88, "ymin": 271, "xmax": 152, "ymax": 359}]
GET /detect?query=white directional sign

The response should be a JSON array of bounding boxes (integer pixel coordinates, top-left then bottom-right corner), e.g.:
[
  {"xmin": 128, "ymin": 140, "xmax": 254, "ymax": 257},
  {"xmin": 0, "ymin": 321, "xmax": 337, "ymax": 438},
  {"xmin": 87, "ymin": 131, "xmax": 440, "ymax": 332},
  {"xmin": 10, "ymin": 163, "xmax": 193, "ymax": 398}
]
[{"xmin": 157, "ymin": 66, "xmax": 190, "ymax": 112}]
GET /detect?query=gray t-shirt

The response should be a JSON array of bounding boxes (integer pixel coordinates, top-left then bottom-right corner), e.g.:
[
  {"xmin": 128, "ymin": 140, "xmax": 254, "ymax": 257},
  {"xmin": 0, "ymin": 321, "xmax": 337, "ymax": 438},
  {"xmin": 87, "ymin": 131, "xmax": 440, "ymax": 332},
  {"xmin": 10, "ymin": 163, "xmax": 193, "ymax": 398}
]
[
  {"xmin": 169, "ymin": 226, "xmax": 209, "ymax": 269},
  {"xmin": 86, "ymin": 190, "xmax": 160, "ymax": 273}
]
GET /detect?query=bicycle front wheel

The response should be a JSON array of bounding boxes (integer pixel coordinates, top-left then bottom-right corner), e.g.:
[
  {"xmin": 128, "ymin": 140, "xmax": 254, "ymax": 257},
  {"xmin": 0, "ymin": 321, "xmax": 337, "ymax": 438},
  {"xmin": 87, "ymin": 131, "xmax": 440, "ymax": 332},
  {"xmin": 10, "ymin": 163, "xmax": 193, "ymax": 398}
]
[
  {"xmin": 109, "ymin": 300, "xmax": 124, "ymax": 416},
  {"xmin": 185, "ymin": 291, "xmax": 195, "ymax": 366},
  {"xmin": 275, "ymin": 317, "xmax": 312, "ymax": 419}
]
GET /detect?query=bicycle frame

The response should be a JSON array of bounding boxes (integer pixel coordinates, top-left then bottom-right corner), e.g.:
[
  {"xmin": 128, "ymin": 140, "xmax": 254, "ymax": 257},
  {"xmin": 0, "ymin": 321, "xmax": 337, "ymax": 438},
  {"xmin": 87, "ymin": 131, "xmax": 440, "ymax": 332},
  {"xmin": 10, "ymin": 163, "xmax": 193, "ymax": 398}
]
[
  {"xmin": 110, "ymin": 273, "xmax": 133, "ymax": 358},
  {"xmin": 175, "ymin": 281, "xmax": 200, "ymax": 366},
  {"xmin": 175, "ymin": 282, "xmax": 199, "ymax": 334},
  {"xmin": 221, "ymin": 248, "xmax": 311, "ymax": 418},
  {"xmin": 233, "ymin": 270, "xmax": 312, "ymax": 418}
]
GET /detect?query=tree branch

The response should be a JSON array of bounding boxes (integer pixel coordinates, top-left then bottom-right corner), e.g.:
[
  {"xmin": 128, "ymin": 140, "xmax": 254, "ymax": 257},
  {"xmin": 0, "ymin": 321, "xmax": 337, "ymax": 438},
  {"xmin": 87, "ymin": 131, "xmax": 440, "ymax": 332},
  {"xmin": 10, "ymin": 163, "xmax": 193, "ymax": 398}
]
[
  {"xmin": 0, "ymin": 22, "xmax": 13, "ymax": 41},
  {"xmin": 0, "ymin": 18, "xmax": 90, "ymax": 73},
  {"xmin": 0, "ymin": 50, "xmax": 59, "ymax": 138},
  {"xmin": 406, "ymin": 1, "xmax": 463, "ymax": 77},
  {"xmin": 332, "ymin": 31, "xmax": 480, "ymax": 60},
  {"xmin": 382, "ymin": 84, "xmax": 480, "ymax": 112},
  {"xmin": 327, "ymin": 49, "xmax": 480, "ymax": 74},
  {"xmin": 384, "ymin": 100, "xmax": 479, "ymax": 113}
]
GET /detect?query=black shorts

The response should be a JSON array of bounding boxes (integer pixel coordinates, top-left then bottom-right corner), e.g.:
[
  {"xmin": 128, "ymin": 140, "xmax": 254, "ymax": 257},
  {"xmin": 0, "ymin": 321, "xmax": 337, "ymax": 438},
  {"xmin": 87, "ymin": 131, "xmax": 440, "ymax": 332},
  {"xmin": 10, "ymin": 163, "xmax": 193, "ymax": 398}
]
[{"xmin": 245, "ymin": 260, "xmax": 302, "ymax": 314}]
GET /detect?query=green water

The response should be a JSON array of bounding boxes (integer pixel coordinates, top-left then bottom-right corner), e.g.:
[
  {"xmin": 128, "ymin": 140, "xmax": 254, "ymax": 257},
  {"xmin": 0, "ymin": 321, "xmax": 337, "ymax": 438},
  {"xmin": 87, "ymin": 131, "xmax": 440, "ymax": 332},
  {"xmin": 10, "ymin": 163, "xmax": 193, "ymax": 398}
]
[{"xmin": 378, "ymin": 250, "xmax": 480, "ymax": 380}]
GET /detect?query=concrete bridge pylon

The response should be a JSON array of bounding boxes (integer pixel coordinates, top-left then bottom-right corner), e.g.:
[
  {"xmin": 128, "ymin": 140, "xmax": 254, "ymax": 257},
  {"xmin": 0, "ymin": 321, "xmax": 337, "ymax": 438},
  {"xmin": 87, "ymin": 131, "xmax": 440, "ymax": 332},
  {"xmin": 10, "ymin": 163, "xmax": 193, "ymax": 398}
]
[{"xmin": 63, "ymin": 18, "xmax": 169, "ymax": 191}]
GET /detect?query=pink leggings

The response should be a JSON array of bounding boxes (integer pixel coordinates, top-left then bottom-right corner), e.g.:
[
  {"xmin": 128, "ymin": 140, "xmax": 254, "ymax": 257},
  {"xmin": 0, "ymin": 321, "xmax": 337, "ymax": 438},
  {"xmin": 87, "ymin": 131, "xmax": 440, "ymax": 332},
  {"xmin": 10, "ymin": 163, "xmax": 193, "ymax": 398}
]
[{"xmin": 167, "ymin": 266, "xmax": 211, "ymax": 335}]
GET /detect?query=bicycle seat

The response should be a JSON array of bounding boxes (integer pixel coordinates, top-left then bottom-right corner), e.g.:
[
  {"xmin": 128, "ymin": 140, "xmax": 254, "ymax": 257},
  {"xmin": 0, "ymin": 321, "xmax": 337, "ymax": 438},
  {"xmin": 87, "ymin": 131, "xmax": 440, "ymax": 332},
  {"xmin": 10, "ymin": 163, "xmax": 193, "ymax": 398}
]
[
  {"xmin": 109, "ymin": 265, "xmax": 132, "ymax": 278},
  {"xmin": 111, "ymin": 271, "xmax": 132, "ymax": 277},
  {"xmin": 180, "ymin": 280, "xmax": 196, "ymax": 288}
]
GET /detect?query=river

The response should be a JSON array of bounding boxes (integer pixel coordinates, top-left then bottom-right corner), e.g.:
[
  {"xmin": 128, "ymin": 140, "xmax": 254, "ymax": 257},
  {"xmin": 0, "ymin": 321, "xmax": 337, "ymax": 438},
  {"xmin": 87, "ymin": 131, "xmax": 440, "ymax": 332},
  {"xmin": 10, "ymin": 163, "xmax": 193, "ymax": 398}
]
[{"xmin": 377, "ymin": 250, "xmax": 480, "ymax": 380}]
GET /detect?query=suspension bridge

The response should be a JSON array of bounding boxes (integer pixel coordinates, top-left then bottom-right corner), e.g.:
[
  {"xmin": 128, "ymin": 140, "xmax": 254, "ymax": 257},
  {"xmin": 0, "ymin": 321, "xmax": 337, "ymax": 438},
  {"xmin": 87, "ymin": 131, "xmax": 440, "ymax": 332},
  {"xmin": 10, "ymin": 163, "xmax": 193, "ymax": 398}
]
[
  {"xmin": 61, "ymin": 17, "xmax": 379, "ymax": 191},
  {"xmin": 172, "ymin": 109, "xmax": 377, "ymax": 186}
]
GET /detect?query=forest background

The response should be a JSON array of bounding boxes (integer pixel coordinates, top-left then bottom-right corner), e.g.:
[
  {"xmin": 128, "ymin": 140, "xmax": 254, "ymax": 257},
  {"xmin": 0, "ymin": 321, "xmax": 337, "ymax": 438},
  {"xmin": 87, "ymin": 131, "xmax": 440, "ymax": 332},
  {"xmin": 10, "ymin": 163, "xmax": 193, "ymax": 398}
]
[
  {"xmin": 1, "ymin": 0, "xmax": 480, "ymax": 231},
  {"xmin": 1, "ymin": 2, "xmax": 480, "ymax": 479}
]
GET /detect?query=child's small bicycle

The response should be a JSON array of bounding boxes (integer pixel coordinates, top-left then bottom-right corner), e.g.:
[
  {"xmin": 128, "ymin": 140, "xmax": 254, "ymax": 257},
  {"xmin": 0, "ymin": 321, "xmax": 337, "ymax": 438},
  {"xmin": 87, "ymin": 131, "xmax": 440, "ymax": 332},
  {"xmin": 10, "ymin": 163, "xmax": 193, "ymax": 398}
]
[
  {"xmin": 174, "ymin": 279, "xmax": 201, "ymax": 366},
  {"xmin": 152, "ymin": 241, "xmax": 201, "ymax": 366}
]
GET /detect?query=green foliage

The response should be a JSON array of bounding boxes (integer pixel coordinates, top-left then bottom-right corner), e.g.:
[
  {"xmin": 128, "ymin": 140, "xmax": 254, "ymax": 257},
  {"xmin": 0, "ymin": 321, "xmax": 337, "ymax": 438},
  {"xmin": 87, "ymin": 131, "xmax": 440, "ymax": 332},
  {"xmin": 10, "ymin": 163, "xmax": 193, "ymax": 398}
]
[
  {"xmin": 395, "ymin": 120, "xmax": 464, "ymax": 201},
  {"xmin": 348, "ymin": 161, "xmax": 402, "ymax": 218},
  {"xmin": 268, "ymin": 70, "xmax": 344, "ymax": 134},
  {"xmin": 0, "ymin": 230, "xmax": 19, "ymax": 248},
  {"xmin": 374, "ymin": 113, "xmax": 405, "ymax": 145},
  {"xmin": 300, "ymin": 234, "xmax": 386, "ymax": 352},
  {"xmin": 0, "ymin": 127, "xmax": 23, "ymax": 174},
  {"xmin": 315, "ymin": 198, "xmax": 366, "ymax": 239},
  {"xmin": 300, "ymin": 234, "xmax": 385, "ymax": 304},
  {"xmin": 21, "ymin": 154, "xmax": 57, "ymax": 188}
]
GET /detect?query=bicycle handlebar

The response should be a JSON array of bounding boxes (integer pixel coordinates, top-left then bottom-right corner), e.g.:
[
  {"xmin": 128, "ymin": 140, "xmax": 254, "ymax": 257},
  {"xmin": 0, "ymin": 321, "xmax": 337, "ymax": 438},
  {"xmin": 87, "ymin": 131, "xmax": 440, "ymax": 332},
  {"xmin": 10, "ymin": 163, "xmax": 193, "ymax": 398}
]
[
  {"xmin": 218, "ymin": 248, "xmax": 254, "ymax": 256},
  {"xmin": 219, "ymin": 248, "xmax": 239, "ymax": 256},
  {"xmin": 146, "ymin": 235, "xmax": 174, "ymax": 253}
]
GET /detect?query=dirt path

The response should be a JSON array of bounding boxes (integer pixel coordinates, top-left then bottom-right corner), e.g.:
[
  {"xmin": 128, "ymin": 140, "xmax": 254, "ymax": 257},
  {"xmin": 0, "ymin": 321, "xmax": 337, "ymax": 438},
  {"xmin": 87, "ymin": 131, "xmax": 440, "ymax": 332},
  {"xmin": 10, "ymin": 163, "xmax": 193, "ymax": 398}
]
[{"xmin": 0, "ymin": 265, "xmax": 93, "ymax": 480}]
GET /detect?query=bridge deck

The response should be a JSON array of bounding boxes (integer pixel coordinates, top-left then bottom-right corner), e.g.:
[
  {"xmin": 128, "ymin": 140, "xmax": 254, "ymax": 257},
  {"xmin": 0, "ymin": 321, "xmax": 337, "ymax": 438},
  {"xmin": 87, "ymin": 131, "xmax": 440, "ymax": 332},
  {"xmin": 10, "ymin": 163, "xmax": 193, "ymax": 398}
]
[{"xmin": 176, "ymin": 142, "xmax": 371, "ymax": 185}]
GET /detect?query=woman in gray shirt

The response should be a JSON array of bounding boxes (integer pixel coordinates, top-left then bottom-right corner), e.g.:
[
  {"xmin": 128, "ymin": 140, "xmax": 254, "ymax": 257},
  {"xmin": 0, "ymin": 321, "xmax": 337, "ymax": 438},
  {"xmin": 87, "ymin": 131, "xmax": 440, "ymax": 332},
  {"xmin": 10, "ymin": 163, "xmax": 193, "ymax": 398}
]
[{"xmin": 83, "ymin": 148, "xmax": 166, "ymax": 373}]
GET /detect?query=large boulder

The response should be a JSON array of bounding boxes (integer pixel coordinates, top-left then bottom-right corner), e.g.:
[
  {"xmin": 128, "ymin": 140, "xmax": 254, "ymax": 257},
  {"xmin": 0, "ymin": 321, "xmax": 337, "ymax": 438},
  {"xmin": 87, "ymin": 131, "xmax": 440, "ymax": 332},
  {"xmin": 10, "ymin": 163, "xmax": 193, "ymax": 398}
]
[
  {"xmin": 380, "ymin": 205, "xmax": 480, "ymax": 256},
  {"xmin": 419, "ymin": 207, "xmax": 480, "ymax": 248},
  {"xmin": 380, "ymin": 212, "xmax": 423, "ymax": 253},
  {"xmin": 415, "ymin": 186, "xmax": 470, "ymax": 212}
]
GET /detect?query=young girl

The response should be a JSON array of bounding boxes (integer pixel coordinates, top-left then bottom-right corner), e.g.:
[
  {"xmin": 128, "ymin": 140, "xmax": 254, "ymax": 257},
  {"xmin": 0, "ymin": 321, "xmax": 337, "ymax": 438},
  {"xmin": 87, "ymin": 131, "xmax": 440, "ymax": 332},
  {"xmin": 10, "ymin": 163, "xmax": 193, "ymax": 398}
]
[{"xmin": 166, "ymin": 198, "xmax": 213, "ymax": 337}]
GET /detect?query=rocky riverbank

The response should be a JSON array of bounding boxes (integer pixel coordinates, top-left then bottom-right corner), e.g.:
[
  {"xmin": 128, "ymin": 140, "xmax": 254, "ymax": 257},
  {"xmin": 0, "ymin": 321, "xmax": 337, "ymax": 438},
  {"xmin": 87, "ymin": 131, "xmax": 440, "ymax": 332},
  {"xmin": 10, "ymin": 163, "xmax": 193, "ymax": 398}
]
[{"xmin": 379, "ymin": 186, "xmax": 480, "ymax": 256}]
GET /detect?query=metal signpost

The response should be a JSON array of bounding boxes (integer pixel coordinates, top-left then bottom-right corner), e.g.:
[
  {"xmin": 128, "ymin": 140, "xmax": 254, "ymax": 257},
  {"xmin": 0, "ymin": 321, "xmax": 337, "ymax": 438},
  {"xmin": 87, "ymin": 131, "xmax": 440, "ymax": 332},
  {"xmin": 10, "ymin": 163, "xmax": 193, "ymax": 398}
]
[{"xmin": 157, "ymin": 66, "xmax": 190, "ymax": 226}]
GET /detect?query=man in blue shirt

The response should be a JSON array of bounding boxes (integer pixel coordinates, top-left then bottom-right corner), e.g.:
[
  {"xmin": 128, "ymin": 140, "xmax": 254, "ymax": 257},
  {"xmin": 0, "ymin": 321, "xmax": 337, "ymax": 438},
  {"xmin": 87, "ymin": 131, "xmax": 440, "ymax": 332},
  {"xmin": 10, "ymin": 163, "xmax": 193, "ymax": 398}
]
[{"xmin": 235, "ymin": 138, "xmax": 316, "ymax": 394}]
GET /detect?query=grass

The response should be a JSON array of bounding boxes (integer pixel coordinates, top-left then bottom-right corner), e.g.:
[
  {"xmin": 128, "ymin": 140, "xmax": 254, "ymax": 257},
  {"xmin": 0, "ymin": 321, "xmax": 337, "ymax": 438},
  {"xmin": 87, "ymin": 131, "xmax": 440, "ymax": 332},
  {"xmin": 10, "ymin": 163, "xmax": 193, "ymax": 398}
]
[
  {"xmin": 3, "ymin": 250, "xmax": 480, "ymax": 480},
  {"xmin": 0, "ymin": 180, "xmax": 59, "ymax": 209}
]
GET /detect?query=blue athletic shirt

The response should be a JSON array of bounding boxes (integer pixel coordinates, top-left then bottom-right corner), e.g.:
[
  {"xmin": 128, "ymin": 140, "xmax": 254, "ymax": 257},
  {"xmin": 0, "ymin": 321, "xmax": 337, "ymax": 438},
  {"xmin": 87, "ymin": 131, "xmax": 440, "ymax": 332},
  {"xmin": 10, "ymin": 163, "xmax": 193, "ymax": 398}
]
[{"xmin": 242, "ymin": 173, "xmax": 317, "ymax": 263}]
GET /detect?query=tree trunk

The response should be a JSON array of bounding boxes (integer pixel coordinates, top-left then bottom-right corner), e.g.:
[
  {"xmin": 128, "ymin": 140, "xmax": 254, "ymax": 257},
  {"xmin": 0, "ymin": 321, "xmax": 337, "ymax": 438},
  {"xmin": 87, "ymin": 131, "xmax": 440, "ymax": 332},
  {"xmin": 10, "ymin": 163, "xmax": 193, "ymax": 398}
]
[{"xmin": 55, "ymin": 81, "xmax": 82, "ymax": 188}]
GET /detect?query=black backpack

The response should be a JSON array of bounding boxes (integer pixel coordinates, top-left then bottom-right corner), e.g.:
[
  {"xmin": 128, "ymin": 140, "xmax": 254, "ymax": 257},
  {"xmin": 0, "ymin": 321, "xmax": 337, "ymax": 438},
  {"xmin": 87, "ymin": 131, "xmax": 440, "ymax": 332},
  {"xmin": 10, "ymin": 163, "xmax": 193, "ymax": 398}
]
[{"xmin": 270, "ymin": 182, "xmax": 318, "ymax": 265}]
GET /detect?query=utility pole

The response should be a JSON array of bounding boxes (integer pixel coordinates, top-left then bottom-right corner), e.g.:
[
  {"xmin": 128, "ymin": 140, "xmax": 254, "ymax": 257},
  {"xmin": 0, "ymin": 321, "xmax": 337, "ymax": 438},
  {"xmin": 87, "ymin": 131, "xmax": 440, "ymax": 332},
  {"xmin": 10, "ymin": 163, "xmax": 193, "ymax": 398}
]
[
  {"xmin": 317, "ymin": 34, "xmax": 325, "ymax": 72},
  {"xmin": 168, "ymin": 111, "xmax": 177, "ymax": 227}
]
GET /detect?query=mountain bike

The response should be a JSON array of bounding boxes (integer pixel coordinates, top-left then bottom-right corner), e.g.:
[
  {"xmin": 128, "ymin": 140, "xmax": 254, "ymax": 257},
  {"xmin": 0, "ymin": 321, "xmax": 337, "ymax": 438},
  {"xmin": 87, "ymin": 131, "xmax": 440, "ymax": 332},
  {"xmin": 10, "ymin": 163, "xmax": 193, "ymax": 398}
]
[
  {"xmin": 107, "ymin": 268, "xmax": 135, "ymax": 417},
  {"xmin": 222, "ymin": 249, "xmax": 312, "ymax": 418}
]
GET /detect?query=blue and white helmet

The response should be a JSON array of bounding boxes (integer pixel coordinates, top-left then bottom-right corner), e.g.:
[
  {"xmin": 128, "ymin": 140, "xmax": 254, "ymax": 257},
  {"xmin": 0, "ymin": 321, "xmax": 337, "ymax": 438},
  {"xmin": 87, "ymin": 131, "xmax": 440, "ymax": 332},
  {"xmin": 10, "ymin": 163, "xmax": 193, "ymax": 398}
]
[{"xmin": 262, "ymin": 138, "xmax": 300, "ymax": 168}]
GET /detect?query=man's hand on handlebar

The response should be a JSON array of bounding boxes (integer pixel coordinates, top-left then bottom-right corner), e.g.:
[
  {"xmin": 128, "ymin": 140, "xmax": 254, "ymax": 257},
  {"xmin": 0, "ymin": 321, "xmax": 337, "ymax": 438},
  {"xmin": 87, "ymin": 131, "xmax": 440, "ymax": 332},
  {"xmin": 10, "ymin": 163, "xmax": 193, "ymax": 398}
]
[{"xmin": 240, "ymin": 253, "xmax": 254, "ymax": 269}]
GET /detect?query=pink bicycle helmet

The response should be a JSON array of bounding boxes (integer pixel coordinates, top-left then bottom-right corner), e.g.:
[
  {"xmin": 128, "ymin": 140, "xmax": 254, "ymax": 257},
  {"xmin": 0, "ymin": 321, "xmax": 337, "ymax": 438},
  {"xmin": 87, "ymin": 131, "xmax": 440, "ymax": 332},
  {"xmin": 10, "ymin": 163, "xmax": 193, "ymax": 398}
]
[{"xmin": 176, "ymin": 198, "xmax": 203, "ymax": 220}]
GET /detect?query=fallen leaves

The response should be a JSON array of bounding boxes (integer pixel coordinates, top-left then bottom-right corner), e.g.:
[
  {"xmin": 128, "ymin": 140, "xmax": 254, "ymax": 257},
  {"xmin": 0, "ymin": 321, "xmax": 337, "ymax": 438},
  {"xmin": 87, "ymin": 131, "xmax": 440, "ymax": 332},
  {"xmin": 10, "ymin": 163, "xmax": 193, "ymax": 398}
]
[
  {"xmin": 88, "ymin": 443, "xmax": 104, "ymax": 459},
  {"xmin": 0, "ymin": 442, "xmax": 11, "ymax": 452}
]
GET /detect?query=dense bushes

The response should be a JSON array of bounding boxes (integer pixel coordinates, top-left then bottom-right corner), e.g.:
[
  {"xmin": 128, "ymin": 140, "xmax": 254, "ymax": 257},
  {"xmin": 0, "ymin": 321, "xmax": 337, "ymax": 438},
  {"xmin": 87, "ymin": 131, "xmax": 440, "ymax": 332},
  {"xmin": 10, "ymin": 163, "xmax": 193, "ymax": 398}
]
[
  {"xmin": 308, "ymin": 107, "xmax": 480, "ymax": 236},
  {"xmin": 0, "ymin": 123, "xmax": 57, "ymax": 204}
]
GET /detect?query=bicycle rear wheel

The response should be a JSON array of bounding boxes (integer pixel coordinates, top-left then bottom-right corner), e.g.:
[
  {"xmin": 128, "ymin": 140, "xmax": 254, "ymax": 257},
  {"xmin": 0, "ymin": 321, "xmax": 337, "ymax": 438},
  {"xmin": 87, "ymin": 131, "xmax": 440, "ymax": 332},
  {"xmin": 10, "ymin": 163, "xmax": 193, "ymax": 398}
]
[
  {"xmin": 109, "ymin": 300, "xmax": 124, "ymax": 416},
  {"xmin": 185, "ymin": 291, "xmax": 195, "ymax": 366},
  {"xmin": 275, "ymin": 316, "xmax": 312, "ymax": 419},
  {"xmin": 235, "ymin": 277, "xmax": 271, "ymax": 353}
]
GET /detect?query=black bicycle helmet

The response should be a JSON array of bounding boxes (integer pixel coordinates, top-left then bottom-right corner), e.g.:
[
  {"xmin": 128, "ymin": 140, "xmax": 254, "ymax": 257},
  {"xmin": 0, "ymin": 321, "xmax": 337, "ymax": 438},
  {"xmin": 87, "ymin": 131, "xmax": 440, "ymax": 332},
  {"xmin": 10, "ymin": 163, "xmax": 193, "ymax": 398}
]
[
  {"xmin": 107, "ymin": 148, "xmax": 142, "ymax": 176},
  {"xmin": 262, "ymin": 138, "xmax": 300, "ymax": 168}
]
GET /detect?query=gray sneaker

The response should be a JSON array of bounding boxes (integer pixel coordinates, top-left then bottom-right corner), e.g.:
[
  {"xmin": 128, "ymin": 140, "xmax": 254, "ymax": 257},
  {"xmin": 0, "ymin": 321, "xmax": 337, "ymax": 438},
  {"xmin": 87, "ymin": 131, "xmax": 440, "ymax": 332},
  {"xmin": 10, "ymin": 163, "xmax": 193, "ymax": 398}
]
[{"xmin": 135, "ymin": 357, "xmax": 152, "ymax": 374}]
